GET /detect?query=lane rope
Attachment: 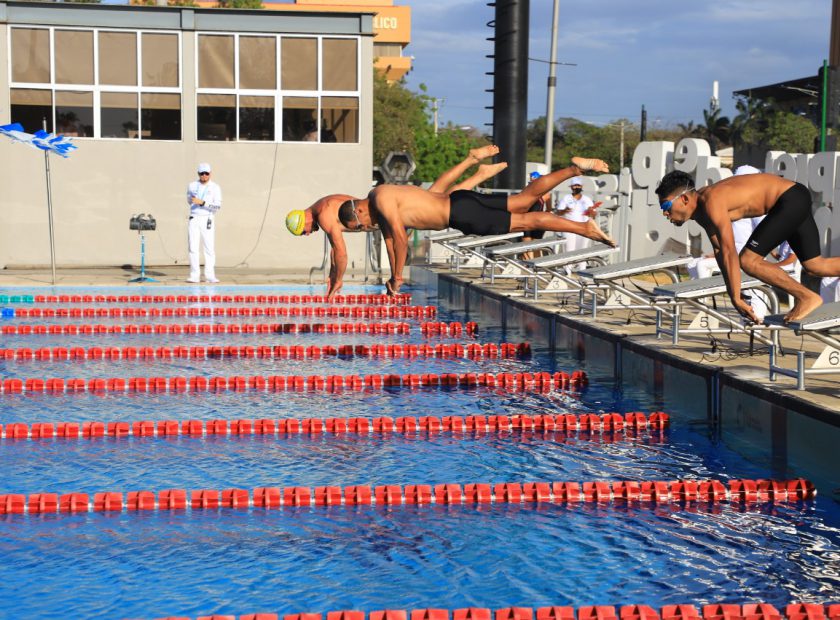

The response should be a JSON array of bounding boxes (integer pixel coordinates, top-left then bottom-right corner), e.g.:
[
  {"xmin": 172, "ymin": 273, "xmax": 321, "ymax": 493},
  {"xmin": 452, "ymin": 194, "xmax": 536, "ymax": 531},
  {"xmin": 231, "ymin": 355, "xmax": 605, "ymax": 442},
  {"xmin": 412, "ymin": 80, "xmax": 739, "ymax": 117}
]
[
  {"xmin": 0, "ymin": 478, "xmax": 816, "ymax": 515},
  {"xmin": 0, "ymin": 293, "xmax": 413, "ymax": 305},
  {"xmin": 4, "ymin": 305, "xmax": 437, "ymax": 319},
  {"xmin": 0, "ymin": 411, "xmax": 667, "ymax": 440}
]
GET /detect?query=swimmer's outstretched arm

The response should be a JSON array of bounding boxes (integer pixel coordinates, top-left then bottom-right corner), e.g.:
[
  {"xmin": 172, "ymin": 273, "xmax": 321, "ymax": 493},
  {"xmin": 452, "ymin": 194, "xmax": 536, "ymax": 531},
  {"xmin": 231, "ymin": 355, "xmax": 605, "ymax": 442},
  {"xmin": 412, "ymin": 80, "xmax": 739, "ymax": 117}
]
[{"xmin": 325, "ymin": 227, "xmax": 348, "ymax": 301}]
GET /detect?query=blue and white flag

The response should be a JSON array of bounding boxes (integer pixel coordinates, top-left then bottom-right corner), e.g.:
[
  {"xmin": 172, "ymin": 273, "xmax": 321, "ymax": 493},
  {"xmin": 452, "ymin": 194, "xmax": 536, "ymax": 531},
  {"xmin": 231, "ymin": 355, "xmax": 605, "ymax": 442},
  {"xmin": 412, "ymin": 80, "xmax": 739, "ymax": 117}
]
[{"xmin": 0, "ymin": 123, "xmax": 78, "ymax": 158}]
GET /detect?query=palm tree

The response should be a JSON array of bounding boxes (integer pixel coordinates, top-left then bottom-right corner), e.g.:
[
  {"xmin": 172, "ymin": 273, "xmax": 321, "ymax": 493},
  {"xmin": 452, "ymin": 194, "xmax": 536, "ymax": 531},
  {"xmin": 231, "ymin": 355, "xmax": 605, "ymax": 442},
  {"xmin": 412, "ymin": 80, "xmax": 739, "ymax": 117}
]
[
  {"xmin": 677, "ymin": 120, "xmax": 699, "ymax": 139},
  {"xmin": 700, "ymin": 106, "xmax": 731, "ymax": 153},
  {"xmin": 731, "ymin": 96, "xmax": 769, "ymax": 147}
]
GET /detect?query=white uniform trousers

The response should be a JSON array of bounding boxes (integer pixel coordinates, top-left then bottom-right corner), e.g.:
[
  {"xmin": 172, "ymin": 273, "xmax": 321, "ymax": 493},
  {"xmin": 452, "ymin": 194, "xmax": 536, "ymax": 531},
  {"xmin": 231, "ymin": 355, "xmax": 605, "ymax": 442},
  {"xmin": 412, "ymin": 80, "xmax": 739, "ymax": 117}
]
[
  {"xmin": 188, "ymin": 214, "xmax": 216, "ymax": 281},
  {"xmin": 562, "ymin": 232, "xmax": 590, "ymax": 274}
]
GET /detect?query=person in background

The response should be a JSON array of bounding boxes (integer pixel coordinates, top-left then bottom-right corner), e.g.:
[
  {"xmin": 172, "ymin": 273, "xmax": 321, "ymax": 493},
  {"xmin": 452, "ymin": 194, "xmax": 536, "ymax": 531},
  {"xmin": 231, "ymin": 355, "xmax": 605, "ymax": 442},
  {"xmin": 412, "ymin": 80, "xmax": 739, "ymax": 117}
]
[
  {"xmin": 186, "ymin": 162, "xmax": 222, "ymax": 284},
  {"xmin": 556, "ymin": 176, "xmax": 595, "ymax": 256}
]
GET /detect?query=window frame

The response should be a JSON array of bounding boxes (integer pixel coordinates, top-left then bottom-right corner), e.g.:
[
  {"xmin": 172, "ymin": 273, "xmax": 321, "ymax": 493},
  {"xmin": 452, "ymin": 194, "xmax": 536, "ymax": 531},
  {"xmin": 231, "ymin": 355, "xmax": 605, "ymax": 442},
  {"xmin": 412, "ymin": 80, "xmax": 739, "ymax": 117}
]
[
  {"xmin": 195, "ymin": 31, "xmax": 360, "ymax": 144},
  {"xmin": 8, "ymin": 25, "xmax": 183, "ymax": 141}
]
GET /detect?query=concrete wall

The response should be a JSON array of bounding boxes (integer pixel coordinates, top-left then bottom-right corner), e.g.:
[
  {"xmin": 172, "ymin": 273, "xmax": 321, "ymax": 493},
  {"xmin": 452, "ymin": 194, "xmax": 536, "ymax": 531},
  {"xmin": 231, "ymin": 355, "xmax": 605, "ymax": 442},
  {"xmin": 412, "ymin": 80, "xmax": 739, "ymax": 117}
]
[{"xmin": 0, "ymin": 3, "xmax": 374, "ymax": 272}]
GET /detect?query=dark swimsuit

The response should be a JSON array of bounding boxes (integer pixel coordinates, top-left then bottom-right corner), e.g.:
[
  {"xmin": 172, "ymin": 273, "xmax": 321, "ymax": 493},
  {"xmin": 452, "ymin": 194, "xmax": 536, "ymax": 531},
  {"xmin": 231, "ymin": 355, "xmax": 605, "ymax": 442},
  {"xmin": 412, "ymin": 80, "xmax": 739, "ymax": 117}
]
[
  {"xmin": 447, "ymin": 190, "xmax": 511, "ymax": 235},
  {"xmin": 745, "ymin": 182, "xmax": 820, "ymax": 261}
]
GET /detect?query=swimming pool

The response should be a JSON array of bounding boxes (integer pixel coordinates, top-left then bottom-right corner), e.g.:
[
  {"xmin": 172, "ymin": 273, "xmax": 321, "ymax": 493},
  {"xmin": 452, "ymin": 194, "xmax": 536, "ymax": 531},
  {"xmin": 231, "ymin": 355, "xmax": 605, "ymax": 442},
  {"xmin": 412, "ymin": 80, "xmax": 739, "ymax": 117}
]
[{"xmin": 0, "ymin": 285, "xmax": 837, "ymax": 620}]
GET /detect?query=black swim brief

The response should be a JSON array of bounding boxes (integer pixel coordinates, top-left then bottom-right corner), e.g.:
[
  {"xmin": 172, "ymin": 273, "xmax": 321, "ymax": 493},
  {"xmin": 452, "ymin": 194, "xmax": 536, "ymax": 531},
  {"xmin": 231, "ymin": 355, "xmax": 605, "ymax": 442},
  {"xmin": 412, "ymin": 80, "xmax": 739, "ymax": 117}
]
[
  {"xmin": 448, "ymin": 190, "xmax": 511, "ymax": 236},
  {"xmin": 745, "ymin": 182, "xmax": 820, "ymax": 261}
]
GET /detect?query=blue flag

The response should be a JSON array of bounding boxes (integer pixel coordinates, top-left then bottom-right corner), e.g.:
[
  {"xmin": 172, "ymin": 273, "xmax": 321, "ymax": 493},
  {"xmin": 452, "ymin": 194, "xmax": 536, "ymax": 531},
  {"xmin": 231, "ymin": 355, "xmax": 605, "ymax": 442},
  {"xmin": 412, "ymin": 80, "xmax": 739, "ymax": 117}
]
[{"xmin": 0, "ymin": 122, "xmax": 78, "ymax": 158}]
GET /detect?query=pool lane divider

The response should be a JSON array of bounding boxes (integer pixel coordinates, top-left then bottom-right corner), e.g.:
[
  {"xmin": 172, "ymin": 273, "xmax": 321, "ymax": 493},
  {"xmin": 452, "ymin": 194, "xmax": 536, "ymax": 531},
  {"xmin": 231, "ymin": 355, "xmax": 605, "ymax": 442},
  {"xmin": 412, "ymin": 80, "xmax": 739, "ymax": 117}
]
[
  {"xmin": 135, "ymin": 602, "xmax": 840, "ymax": 620},
  {"xmin": 0, "ymin": 293, "xmax": 413, "ymax": 306},
  {"xmin": 0, "ymin": 321, "xmax": 478, "ymax": 337},
  {"xmin": 0, "ymin": 478, "xmax": 816, "ymax": 515},
  {"xmin": 0, "ymin": 370, "xmax": 587, "ymax": 395},
  {"xmin": 0, "ymin": 411, "xmax": 668, "ymax": 440},
  {"xmin": 4, "ymin": 304, "xmax": 437, "ymax": 319},
  {"xmin": 0, "ymin": 342, "xmax": 531, "ymax": 362}
]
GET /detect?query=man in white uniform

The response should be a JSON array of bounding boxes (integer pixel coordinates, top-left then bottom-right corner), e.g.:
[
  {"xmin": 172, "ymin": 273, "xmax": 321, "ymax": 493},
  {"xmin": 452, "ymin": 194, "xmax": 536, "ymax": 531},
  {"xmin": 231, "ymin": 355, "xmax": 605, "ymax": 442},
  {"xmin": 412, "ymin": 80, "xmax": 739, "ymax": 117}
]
[
  {"xmin": 186, "ymin": 162, "xmax": 222, "ymax": 283},
  {"xmin": 556, "ymin": 176, "xmax": 594, "ymax": 254}
]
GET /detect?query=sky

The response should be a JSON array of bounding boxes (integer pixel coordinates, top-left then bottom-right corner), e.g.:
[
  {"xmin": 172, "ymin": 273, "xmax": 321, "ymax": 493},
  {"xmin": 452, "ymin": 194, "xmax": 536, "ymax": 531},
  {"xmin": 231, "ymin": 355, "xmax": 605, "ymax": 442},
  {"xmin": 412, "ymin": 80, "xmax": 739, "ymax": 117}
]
[{"xmin": 400, "ymin": 0, "xmax": 831, "ymax": 130}]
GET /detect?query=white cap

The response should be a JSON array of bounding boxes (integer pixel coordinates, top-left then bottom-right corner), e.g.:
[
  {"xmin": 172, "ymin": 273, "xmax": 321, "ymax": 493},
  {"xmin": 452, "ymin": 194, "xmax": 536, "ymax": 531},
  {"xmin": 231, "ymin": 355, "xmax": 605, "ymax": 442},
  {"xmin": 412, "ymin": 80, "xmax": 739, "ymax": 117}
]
[
  {"xmin": 570, "ymin": 176, "xmax": 583, "ymax": 186},
  {"xmin": 197, "ymin": 162, "xmax": 212, "ymax": 173},
  {"xmin": 734, "ymin": 165, "xmax": 760, "ymax": 176}
]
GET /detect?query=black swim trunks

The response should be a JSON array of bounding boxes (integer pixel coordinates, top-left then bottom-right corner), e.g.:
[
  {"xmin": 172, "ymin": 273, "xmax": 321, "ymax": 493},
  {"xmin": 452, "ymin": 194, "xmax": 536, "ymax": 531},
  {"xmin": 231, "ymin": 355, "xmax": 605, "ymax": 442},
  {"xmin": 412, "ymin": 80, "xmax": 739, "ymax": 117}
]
[
  {"xmin": 745, "ymin": 182, "xmax": 819, "ymax": 261},
  {"xmin": 525, "ymin": 199, "xmax": 546, "ymax": 240},
  {"xmin": 448, "ymin": 190, "xmax": 511, "ymax": 236}
]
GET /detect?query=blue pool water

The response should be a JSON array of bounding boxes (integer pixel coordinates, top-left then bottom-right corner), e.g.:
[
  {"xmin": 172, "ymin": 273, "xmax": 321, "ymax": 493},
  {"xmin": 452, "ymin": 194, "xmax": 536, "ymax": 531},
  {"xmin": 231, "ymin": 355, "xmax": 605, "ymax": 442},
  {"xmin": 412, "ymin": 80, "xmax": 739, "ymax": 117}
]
[{"xmin": 0, "ymin": 285, "xmax": 838, "ymax": 620}]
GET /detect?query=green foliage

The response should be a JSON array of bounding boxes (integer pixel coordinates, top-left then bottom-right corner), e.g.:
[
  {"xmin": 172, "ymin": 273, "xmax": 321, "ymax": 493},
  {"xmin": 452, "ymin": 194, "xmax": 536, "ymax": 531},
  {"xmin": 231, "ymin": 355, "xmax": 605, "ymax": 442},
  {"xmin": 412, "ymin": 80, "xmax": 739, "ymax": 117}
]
[
  {"xmin": 699, "ymin": 106, "xmax": 731, "ymax": 152},
  {"xmin": 216, "ymin": 0, "xmax": 263, "ymax": 8},
  {"xmin": 743, "ymin": 110, "xmax": 818, "ymax": 153},
  {"xmin": 372, "ymin": 71, "xmax": 428, "ymax": 166},
  {"xmin": 413, "ymin": 127, "xmax": 487, "ymax": 183}
]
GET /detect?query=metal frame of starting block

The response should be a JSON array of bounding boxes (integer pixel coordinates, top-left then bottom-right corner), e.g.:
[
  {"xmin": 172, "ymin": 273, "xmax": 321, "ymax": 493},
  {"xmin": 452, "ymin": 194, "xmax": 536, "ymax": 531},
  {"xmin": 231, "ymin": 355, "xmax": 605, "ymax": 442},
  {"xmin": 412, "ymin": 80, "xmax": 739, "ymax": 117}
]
[
  {"xmin": 515, "ymin": 244, "xmax": 619, "ymax": 300},
  {"xmin": 764, "ymin": 302, "xmax": 840, "ymax": 389},
  {"xmin": 652, "ymin": 274, "xmax": 779, "ymax": 347},
  {"xmin": 426, "ymin": 230, "xmax": 467, "ymax": 266},
  {"xmin": 577, "ymin": 253, "xmax": 692, "ymax": 319},
  {"xmin": 483, "ymin": 237, "xmax": 566, "ymax": 283},
  {"xmin": 448, "ymin": 232, "xmax": 523, "ymax": 273}
]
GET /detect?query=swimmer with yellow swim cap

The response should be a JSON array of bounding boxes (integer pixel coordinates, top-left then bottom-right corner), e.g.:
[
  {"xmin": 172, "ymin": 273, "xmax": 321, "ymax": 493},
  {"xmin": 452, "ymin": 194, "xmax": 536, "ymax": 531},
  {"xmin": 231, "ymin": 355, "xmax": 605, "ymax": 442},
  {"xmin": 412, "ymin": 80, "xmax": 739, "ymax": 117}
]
[{"xmin": 285, "ymin": 210, "xmax": 309, "ymax": 236}]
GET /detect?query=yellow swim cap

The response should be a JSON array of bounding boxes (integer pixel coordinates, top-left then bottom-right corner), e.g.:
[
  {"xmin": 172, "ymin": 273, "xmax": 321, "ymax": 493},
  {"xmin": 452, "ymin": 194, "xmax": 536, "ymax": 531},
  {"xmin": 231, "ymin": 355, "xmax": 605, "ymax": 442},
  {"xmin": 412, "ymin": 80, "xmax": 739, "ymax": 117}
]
[{"xmin": 286, "ymin": 210, "xmax": 306, "ymax": 236}]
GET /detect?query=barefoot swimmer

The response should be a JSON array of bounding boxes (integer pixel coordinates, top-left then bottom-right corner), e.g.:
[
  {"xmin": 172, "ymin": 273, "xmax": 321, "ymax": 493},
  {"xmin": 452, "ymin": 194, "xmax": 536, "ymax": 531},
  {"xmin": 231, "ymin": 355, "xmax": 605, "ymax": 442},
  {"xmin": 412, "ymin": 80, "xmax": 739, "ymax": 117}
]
[
  {"xmin": 285, "ymin": 145, "xmax": 507, "ymax": 300},
  {"xmin": 655, "ymin": 170, "xmax": 840, "ymax": 323},
  {"xmin": 336, "ymin": 156, "xmax": 616, "ymax": 296}
]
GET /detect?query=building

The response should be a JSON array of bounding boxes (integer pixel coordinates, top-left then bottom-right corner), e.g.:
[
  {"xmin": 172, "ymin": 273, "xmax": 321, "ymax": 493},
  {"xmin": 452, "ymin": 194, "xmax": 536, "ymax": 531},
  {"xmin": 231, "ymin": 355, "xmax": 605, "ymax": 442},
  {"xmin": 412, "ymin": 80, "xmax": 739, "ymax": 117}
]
[{"xmin": 0, "ymin": 0, "xmax": 375, "ymax": 271}]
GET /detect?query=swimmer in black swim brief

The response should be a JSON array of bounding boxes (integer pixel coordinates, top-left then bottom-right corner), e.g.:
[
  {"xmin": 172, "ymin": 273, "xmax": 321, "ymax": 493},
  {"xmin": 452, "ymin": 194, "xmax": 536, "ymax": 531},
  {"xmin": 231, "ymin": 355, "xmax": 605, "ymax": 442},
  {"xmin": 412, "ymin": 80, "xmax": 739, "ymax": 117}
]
[
  {"xmin": 447, "ymin": 190, "xmax": 511, "ymax": 235},
  {"xmin": 745, "ymin": 183, "xmax": 821, "ymax": 262}
]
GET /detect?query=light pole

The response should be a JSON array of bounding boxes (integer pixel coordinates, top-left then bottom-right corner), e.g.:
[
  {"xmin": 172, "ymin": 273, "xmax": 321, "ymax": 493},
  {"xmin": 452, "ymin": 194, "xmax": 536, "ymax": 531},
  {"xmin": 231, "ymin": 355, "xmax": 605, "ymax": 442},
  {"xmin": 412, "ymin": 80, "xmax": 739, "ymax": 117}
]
[{"xmin": 544, "ymin": 0, "xmax": 560, "ymax": 168}]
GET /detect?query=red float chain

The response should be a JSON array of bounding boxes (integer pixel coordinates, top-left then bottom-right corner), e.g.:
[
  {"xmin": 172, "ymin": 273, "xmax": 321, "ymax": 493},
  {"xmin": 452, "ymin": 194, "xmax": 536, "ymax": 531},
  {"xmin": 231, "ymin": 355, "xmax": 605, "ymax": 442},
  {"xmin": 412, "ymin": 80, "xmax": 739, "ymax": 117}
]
[
  {"xmin": 24, "ymin": 293, "xmax": 412, "ymax": 305},
  {"xmin": 0, "ymin": 369, "xmax": 588, "ymax": 395},
  {"xmin": 10, "ymin": 305, "xmax": 437, "ymax": 319},
  {"xmin": 140, "ymin": 603, "xmax": 840, "ymax": 620},
  {"xmin": 0, "ymin": 342, "xmax": 531, "ymax": 363},
  {"xmin": 0, "ymin": 478, "xmax": 816, "ymax": 516},
  {"xmin": 0, "ymin": 321, "xmax": 478, "ymax": 337},
  {"xmin": 0, "ymin": 410, "xmax": 667, "ymax": 440}
]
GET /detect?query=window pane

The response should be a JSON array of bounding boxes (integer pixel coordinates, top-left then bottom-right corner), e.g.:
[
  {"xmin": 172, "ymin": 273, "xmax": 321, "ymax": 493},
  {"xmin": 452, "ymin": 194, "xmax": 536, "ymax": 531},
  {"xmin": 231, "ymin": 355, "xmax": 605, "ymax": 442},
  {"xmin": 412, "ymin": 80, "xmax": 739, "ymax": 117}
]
[
  {"xmin": 10, "ymin": 88, "xmax": 53, "ymax": 133},
  {"xmin": 100, "ymin": 32, "xmax": 137, "ymax": 86},
  {"xmin": 197, "ymin": 93, "xmax": 235, "ymax": 141},
  {"xmin": 11, "ymin": 28, "xmax": 50, "ymax": 83},
  {"xmin": 281, "ymin": 38, "xmax": 317, "ymax": 91},
  {"xmin": 56, "ymin": 90, "xmax": 93, "ymax": 137},
  {"xmin": 199, "ymin": 35, "xmax": 234, "ymax": 89},
  {"xmin": 282, "ymin": 96, "xmax": 317, "ymax": 141},
  {"xmin": 240, "ymin": 36, "xmax": 276, "ymax": 90},
  {"xmin": 322, "ymin": 38, "xmax": 357, "ymax": 91},
  {"xmin": 322, "ymin": 96, "xmax": 358, "ymax": 143},
  {"xmin": 55, "ymin": 30, "xmax": 94, "ymax": 85},
  {"xmin": 143, "ymin": 33, "xmax": 179, "ymax": 87},
  {"xmin": 239, "ymin": 95, "xmax": 274, "ymax": 141},
  {"xmin": 141, "ymin": 93, "xmax": 181, "ymax": 140},
  {"xmin": 101, "ymin": 92, "xmax": 139, "ymax": 139}
]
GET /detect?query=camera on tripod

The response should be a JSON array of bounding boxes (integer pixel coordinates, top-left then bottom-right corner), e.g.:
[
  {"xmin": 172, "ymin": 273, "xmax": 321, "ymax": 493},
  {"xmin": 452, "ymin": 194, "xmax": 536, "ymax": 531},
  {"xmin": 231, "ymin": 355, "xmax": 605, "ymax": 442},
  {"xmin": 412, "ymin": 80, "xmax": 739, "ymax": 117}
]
[{"xmin": 129, "ymin": 213, "xmax": 156, "ymax": 231}]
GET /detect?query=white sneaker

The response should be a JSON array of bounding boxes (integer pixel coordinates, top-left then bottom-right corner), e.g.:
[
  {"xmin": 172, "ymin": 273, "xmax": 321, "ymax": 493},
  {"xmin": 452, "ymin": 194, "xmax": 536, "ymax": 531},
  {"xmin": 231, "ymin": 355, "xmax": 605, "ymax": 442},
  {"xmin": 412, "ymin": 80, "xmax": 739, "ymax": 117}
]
[
  {"xmin": 186, "ymin": 278, "xmax": 199, "ymax": 283},
  {"xmin": 206, "ymin": 277, "xmax": 220, "ymax": 283}
]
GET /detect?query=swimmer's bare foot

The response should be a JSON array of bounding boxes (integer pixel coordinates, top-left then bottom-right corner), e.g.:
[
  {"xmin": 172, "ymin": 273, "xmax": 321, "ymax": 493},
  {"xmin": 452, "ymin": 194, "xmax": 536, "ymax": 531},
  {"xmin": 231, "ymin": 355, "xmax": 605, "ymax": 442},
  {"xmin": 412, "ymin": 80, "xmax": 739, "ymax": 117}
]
[
  {"xmin": 475, "ymin": 162, "xmax": 508, "ymax": 183},
  {"xmin": 784, "ymin": 292, "xmax": 823, "ymax": 323},
  {"xmin": 469, "ymin": 144, "xmax": 500, "ymax": 163},
  {"xmin": 572, "ymin": 156, "xmax": 610, "ymax": 174},
  {"xmin": 585, "ymin": 219, "xmax": 616, "ymax": 247}
]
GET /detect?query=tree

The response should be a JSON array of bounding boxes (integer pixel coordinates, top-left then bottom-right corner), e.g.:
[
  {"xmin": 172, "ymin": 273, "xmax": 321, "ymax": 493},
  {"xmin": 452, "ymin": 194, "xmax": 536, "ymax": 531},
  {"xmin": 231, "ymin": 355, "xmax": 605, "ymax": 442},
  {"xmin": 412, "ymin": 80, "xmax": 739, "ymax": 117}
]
[
  {"xmin": 731, "ymin": 96, "xmax": 769, "ymax": 147},
  {"xmin": 699, "ymin": 106, "xmax": 731, "ymax": 152},
  {"xmin": 743, "ymin": 110, "xmax": 818, "ymax": 153},
  {"xmin": 216, "ymin": 0, "xmax": 263, "ymax": 8}
]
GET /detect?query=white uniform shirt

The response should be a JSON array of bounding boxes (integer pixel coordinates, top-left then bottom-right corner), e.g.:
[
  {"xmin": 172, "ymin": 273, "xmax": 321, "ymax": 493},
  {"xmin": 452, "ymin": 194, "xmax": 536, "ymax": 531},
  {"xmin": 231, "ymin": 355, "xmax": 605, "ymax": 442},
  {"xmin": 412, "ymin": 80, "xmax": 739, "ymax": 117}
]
[
  {"xmin": 731, "ymin": 215, "xmax": 765, "ymax": 254},
  {"xmin": 187, "ymin": 180, "xmax": 222, "ymax": 216},
  {"xmin": 557, "ymin": 193, "xmax": 594, "ymax": 223}
]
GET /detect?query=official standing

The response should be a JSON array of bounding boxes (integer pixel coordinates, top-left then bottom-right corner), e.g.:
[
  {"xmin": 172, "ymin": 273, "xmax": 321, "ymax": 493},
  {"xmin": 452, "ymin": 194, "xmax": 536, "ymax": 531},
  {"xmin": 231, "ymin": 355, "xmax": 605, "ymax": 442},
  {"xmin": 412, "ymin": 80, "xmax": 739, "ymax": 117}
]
[{"xmin": 186, "ymin": 162, "xmax": 222, "ymax": 283}]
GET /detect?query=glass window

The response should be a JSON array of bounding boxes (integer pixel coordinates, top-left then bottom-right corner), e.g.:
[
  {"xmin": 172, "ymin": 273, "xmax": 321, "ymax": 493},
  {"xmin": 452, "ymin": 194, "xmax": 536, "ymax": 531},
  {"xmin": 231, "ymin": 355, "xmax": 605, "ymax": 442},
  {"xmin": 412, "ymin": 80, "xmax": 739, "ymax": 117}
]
[
  {"xmin": 197, "ymin": 93, "xmax": 236, "ymax": 141},
  {"xmin": 142, "ymin": 93, "xmax": 181, "ymax": 140},
  {"xmin": 282, "ymin": 96, "xmax": 317, "ymax": 141},
  {"xmin": 101, "ymin": 92, "xmax": 139, "ymax": 139},
  {"xmin": 55, "ymin": 91, "xmax": 93, "ymax": 137},
  {"xmin": 281, "ymin": 38, "xmax": 317, "ymax": 91},
  {"xmin": 10, "ymin": 89, "xmax": 53, "ymax": 133},
  {"xmin": 199, "ymin": 35, "xmax": 234, "ymax": 89},
  {"xmin": 55, "ymin": 30, "xmax": 94, "ymax": 85},
  {"xmin": 11, "ymin": 28, "xmax": 50, "ymax": 84},
  {"xmin": 321, "ymin": 96, "xmax": 358, "ymax": 143},
  {"xmin": 240, "ymin": 36, "xmax": 276, "ymax": 90},
  {"xmin": 142, "ymin": 33, "xmax": 179, "ymax": 87},
  {"xmin": 239, "ymin": 95, "xmax": 274, "ymax": 141},
  {"xmin": 99, "ymin": 32, "xmax": 137, "ymax": 86},
  {"xmin": 322, "ymin": 39, "xmax": 357, "ymax": 91}
]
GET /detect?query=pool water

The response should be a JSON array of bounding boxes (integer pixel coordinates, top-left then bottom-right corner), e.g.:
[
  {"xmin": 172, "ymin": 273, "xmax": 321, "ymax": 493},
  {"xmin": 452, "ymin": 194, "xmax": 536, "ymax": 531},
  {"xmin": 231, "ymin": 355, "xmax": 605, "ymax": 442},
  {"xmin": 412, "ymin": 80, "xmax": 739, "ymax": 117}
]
[{"xmin": 0, "ymin": 285, "xmax": 838, "ymax": 620}]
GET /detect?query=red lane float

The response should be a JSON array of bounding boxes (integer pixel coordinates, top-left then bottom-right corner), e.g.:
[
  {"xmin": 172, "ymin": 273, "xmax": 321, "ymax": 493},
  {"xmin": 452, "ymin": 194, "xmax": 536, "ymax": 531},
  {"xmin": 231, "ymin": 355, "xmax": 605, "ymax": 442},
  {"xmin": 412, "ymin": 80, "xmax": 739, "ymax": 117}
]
[
  {"xmin": 143, "ymin": 603, "xmax": 840, "ymax": 620},
  {"xmin": 24, "ymin": 293, "xmax": 413, "ymax": 305},
  {"xmin": 0, "ymin": 342, "xmax": 532, "ymax": 362},
  {"xmin": 0, "ymin": 411, "xmax": 668, "ymax": 441},
  {"xmin": 0, "ymin": 321, "xmax": 416, "ymax": 337},
  {"xmin": 0, "ymin": 478, "xmax": 816, "ymax": 515},
  {"xmin": 0, "ymin": 370, "xmax": 587, "ymax": 396},
  {"xmin": 11, "ymin": 305, "xmax": 437, "ymax": 320}
]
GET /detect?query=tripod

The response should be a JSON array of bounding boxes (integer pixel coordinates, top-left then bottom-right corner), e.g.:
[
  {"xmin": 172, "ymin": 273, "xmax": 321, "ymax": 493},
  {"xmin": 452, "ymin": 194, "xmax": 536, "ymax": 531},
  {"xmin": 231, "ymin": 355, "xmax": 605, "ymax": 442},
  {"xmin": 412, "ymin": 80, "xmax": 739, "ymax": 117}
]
[{"xmin": 129, "ymin": 230, "xmax": 157, "ymax": 283}]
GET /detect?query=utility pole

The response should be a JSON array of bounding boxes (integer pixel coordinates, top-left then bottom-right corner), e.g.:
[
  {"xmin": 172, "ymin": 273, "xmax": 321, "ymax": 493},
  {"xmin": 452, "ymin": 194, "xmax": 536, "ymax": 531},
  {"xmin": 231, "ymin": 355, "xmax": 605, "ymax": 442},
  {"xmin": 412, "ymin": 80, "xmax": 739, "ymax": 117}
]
[
  {"xmin": 640, "ymin": 105, "xmax": 647, "ymax": 142},
  {"xmin": 432, "ymin": 98, "xmax": 439, "ymax": 136},
  {"xmin": 543, "ymin": 0, "xmax": 560, "ymax": 168},
  {"xmin": 619, "ymin": 120, "xmax": 625, "ymax": 170}
]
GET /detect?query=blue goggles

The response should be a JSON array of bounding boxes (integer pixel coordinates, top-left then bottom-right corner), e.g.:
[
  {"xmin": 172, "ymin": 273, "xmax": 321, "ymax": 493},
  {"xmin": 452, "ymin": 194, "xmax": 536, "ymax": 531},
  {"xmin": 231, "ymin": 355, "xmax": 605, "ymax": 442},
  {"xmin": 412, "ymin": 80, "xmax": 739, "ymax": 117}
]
[{"xmin": 659, "ymin": 187, "xmax": 692, "ymax": 213}]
